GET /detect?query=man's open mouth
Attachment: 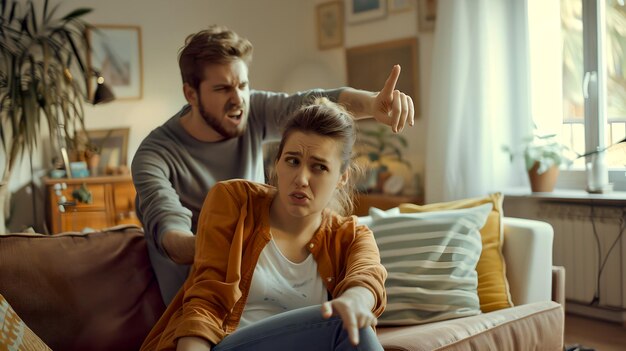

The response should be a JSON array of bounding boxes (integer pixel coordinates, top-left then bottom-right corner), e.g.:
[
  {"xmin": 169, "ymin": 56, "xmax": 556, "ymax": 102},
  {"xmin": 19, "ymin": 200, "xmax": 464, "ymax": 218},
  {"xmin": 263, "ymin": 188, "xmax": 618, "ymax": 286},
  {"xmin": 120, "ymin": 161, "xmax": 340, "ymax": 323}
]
[{"xmin": 227, "ymin": 110, "xmax": 243, "ymax": 120}]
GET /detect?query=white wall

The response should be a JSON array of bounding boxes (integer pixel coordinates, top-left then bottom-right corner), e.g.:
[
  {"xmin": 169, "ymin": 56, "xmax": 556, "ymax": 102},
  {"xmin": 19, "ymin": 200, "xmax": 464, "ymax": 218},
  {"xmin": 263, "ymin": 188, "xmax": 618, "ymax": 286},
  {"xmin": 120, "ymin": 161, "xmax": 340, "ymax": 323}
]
[
  {"xmin": 9, "ymin": 0, "xmax": 431, "ymax": 182},
  {"xmin": 6, "ymin": 0, "xmax": 433, "ymax": 228},
  {"xmin": 66, "ymin": 0, "xmax": 338, "ymax": 164},
  {"xmin": 70, "ymin": 0, "xmax": 431, "ymax": 176},
  {"xmin": 343, "ymin": 1, "xmax": 432, "ymax": 193}
]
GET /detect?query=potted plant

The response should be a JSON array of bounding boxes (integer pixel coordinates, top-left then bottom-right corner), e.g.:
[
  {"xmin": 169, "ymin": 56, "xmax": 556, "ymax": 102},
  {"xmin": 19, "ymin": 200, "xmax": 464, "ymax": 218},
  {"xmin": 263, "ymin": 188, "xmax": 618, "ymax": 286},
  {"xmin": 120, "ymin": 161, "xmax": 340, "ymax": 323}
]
[
  {"xmin": 356, "ymin": 125, "xmax": 411, "ymax": 192},
  {"xmin": 502, "ymin": 133, "xmax": 573, "ymax": 192},
  {"xmin": 0, "ymin": 0, "xmax": 93, "ymax": 233},
  {"xmin": 80, "ymin": 129, "xmax": 115, "ymax": 176}
]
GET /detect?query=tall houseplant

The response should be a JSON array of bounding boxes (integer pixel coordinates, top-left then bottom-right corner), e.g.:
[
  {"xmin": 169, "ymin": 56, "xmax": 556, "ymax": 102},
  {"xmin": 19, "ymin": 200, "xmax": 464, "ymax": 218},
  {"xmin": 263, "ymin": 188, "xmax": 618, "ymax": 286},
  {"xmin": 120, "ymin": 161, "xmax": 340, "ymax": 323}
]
[{"xmin": 0, "ymin": 0, "xmax": 93, "ymax": 233}]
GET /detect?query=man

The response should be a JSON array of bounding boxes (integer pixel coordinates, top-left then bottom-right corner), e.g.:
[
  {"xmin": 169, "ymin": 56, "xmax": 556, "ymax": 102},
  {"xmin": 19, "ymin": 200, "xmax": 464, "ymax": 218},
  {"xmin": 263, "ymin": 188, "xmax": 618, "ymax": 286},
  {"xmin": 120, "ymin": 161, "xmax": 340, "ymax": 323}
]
[{"xmin": 132, "ymin": 25, "xmax": 414, "ymax": 304}]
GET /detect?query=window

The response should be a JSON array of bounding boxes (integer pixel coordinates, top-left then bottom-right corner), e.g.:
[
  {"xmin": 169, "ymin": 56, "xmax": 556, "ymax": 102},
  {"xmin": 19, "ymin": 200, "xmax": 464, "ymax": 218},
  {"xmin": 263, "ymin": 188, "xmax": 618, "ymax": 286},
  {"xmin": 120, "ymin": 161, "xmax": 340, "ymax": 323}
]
[{"xmin": 529, "ymin": 0, "xmax": 626, "ymax": 190}]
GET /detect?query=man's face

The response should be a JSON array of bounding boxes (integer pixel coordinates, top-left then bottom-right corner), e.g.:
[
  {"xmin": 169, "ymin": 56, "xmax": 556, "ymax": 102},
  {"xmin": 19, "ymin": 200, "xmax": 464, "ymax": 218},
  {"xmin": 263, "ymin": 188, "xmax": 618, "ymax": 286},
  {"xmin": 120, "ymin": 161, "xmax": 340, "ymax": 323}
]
[{"xmin": 192, "ymin": 59, "xmax": 250, "ymax": 140}]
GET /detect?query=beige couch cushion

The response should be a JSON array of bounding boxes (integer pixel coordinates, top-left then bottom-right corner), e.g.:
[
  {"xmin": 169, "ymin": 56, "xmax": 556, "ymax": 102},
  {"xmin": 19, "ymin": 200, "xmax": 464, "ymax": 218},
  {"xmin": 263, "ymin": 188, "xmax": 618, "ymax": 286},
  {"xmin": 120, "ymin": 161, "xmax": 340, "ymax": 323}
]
[
  {"xmin": 0, "ymin": 226, "xmax": 165, "ymax": 351},
  {"xmin": 377, "ymin": 301, "xmax": 563, "ymax": 351}
]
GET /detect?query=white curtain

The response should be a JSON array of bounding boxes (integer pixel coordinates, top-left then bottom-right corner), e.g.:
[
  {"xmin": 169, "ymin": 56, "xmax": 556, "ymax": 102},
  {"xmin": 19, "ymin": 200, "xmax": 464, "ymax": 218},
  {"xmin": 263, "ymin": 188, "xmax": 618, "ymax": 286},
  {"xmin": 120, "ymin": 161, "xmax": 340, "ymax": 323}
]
[{"xmin": 425, "ymin": 0, "xmax": 534, "ymax": 203}]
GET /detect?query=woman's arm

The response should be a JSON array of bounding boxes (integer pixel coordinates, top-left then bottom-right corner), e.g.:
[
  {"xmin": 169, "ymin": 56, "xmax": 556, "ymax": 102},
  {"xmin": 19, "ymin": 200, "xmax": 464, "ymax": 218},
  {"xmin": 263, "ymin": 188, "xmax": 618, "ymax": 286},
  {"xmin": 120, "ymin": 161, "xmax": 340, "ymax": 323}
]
[
  {"xmin": 321, "ymin": 222, "xmax": 388, "ymax": 346},
  {"xmin": 172, "ymin": 182, "xmax": 247, "ymax": 346},
  {"xmin": 332, "ymin": 224, "xmax": 387, "ymax": 317}
]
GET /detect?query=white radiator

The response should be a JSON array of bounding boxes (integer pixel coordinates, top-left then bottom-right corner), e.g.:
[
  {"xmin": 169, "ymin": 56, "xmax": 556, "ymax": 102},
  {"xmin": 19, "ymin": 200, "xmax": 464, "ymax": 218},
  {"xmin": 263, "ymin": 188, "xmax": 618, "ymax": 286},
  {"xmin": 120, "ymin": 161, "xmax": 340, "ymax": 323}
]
[{"xmin": 536, "ymin": 203, "xmax": 625, "ymax": 310}]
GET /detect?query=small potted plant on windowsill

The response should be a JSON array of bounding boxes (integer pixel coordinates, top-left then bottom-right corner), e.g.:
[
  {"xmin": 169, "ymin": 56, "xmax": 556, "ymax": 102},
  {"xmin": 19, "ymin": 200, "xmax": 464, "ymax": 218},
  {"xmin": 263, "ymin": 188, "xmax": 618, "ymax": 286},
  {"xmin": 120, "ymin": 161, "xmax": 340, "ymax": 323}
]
[{"xmin": 503, "ymin": 133, "xmax": 573, "ymax": 192}]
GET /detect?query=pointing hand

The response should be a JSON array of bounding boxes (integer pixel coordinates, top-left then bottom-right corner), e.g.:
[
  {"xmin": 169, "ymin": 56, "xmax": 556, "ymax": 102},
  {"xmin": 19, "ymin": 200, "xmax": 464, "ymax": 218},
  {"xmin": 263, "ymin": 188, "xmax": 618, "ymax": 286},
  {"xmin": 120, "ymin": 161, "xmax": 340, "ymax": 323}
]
[{"xmin": 372, "ymin": 64, "xmax": 415, "ymax": 133}]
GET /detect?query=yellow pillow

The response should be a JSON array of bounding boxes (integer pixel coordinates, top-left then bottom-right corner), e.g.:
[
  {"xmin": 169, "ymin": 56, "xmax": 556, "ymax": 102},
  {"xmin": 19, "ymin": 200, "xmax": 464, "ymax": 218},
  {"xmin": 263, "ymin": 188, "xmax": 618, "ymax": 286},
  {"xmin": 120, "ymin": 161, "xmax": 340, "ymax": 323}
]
[{"xmin": 399, "ymin": 193, "xmax": 513, "ymax": 312}]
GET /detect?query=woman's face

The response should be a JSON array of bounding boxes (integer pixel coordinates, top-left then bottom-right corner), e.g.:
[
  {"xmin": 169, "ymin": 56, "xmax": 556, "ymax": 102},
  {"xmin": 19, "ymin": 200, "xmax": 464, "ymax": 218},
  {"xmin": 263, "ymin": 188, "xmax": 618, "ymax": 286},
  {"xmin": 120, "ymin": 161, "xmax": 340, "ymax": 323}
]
[{"xmin": 275, "ymin": 131, "xmax": 347, "ymax": 218}]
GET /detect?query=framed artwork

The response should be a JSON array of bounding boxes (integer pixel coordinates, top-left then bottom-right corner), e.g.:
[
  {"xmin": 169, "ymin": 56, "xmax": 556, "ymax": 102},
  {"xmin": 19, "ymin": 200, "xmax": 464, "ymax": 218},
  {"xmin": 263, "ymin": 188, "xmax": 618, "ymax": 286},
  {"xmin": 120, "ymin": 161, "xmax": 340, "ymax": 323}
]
[
  {"xmin": 316, "ymin": 1, "xmax": 344, "ymax": 50},
  {"xmin": 388, "ymin": 0, "xmax": 414, "ymax": 13},
  {"xmin": 346, "ymin": 37, "xmax": 420, "ymax": 117},
  {"xmin": 80, "ymin": 127, "xmax": 130, "ymax": 174},
  {"xmin": 417, "ymin": 0, "xmax": 437, "ymax": 32},
  {"xmin": 87, "ymin": 25, "xmax": 143, "ymax": 100},
  {"xmin": 345, "ymin": 0, "xmax": 386, "ymax": 24}
]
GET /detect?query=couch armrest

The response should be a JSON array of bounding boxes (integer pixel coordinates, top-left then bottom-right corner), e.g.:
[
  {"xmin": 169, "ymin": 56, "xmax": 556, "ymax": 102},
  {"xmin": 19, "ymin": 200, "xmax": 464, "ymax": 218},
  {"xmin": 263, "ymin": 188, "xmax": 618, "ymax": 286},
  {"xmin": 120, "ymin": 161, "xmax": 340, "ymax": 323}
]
[
  {"xmin": 502, "ymin": 217, "xmax": 554, "ymax": 306},
  {"xmin": 552, "ymin": 266, "xmax": 566, "ymax": 307}
]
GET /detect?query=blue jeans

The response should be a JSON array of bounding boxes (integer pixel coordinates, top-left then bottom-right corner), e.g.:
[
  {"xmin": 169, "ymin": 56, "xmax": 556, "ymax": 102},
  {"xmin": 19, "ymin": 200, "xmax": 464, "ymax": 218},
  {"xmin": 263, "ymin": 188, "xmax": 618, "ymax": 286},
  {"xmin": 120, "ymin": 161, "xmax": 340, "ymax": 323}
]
[{"xmin": 212, "ymin": 305, "xmax": 384, "ymax": 351}]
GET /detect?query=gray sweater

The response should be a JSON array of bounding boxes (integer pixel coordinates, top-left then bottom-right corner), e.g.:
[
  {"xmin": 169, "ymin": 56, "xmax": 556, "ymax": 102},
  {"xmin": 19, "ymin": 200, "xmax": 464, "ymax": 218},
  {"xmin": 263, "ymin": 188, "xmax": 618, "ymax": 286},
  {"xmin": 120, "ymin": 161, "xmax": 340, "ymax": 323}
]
[{"xmin": 131, "ymin": 89, "xmax": 342, "ymax": 303}]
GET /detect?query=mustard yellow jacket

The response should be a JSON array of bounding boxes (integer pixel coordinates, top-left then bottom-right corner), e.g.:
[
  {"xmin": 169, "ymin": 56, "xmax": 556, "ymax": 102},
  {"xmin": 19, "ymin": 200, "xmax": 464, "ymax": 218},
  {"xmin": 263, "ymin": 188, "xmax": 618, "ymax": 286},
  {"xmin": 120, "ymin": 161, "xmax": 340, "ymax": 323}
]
[{"xmin": 141, "ymin": 180, "xmax": 387, "ymax": 350}]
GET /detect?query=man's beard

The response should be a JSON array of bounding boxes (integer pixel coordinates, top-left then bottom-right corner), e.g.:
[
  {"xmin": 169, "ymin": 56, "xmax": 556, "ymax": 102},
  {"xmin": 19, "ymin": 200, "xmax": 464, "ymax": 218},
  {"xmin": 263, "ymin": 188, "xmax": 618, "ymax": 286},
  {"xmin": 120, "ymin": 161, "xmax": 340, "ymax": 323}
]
[{"xmin": 198, "ymin": 99, "xmax": 247, "ymax": 140}]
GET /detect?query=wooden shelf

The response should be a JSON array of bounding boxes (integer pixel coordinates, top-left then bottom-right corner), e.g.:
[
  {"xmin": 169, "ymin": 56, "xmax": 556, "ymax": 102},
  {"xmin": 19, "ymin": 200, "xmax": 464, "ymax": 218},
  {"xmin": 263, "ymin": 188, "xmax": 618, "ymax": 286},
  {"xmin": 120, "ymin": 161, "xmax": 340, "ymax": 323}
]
[{"xmin": 44, "ymin": 175, "xmax": 141, "ymax": 233}]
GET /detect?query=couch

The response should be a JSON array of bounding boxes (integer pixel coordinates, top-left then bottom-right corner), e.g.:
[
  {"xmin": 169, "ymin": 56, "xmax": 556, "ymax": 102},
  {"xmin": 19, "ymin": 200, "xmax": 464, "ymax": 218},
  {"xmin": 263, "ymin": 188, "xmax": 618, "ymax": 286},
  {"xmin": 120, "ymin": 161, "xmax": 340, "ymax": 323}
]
[{"xmin": 0, "ymin": 217, "xmax": 564, "ymax": 351}]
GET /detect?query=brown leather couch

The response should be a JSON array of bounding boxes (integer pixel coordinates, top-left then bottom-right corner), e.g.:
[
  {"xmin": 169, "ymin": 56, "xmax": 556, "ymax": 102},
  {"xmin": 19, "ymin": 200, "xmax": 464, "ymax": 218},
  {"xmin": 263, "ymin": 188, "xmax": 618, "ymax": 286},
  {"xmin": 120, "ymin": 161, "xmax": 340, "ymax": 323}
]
[{"xmin": 0, "ymin": 225, "xmax": 564, "ymax": 351}]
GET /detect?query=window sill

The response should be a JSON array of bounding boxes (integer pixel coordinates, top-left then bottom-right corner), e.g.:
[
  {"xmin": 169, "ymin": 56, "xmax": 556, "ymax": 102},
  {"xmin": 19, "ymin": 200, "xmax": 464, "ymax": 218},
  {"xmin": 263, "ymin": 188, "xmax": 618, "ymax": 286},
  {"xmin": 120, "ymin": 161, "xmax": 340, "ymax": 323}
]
[{"xmin": 503, "ymin": 187, "xmax": 626, "ymax": 205}]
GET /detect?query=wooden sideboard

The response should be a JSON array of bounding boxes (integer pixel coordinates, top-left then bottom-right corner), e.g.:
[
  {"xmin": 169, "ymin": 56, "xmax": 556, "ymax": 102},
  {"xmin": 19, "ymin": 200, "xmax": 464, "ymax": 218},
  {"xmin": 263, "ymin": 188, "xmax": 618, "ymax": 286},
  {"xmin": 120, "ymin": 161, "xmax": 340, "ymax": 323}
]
[
  {"xmin": 44, "ymin": 175, "xmax": 141, "ymax": 234},
  {"xmin": 353, "ymin": 193, "xmax": 424, "ymax": 217}
]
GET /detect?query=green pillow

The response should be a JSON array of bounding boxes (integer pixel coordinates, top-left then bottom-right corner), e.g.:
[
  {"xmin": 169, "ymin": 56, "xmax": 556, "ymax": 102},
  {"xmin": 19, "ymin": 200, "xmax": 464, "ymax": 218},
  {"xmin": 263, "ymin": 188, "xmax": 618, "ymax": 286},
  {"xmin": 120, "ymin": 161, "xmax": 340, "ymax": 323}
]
[{"xmin": 369, "ymin": 203, "xmax": 492, "ymax": 325}]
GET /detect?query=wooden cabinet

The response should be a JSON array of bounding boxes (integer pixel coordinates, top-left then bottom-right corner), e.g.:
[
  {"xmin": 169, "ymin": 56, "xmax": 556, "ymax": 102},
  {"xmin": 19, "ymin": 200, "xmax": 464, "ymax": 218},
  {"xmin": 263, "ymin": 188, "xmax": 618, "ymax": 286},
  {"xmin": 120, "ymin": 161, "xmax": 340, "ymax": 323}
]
[
  {"xmin": 353, "ymin": 193, "xmax": 424, "ymax": 216},
  {"xmin": 45, "ymin": 175, "xmax": 141, "ymax": 234}
]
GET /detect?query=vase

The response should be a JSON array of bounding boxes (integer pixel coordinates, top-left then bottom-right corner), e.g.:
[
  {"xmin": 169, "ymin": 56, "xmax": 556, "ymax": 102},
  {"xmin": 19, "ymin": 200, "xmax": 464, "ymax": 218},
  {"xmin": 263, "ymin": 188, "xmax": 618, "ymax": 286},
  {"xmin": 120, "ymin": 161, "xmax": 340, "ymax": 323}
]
[
  {"xmin": 86, "ymin": 154, "xmax": 101, "ymax": 176},
  {"xmin": 585, "ymin": 149, "xmax": 609, "ymax": 193},
  {"xmin": 527, "ymin": 163, "xmax": 559, "ymax": 192}
]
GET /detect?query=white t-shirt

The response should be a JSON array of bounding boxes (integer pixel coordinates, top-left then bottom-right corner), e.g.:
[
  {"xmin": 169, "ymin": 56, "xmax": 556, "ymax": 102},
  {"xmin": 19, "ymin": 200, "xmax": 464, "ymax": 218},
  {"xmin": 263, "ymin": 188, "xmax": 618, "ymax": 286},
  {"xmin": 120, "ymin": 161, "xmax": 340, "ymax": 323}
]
[{"xmin": 239, "ymin": 238, "xmax": 328, "ymax": 327}]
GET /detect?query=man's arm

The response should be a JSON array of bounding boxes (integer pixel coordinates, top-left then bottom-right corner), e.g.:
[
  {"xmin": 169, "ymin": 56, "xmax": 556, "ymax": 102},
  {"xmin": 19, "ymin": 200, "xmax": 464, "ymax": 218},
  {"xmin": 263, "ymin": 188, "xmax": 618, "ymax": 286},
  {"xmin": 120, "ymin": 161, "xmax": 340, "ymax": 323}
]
[
  {"xmin": 176, "ymin": 336, "xmax": 211, "ymax": 351},
  {"xmin": 162, "ymin": 230, "xmax": 195, "ymax": 264},
  {"xmin": 252, "ymin": 65, "xmax": 413, "ymax": 142},
  {"xmin": 132, "ymin": 144, "xmax": 196, "ymax": 264},
  {"xmin": 338, "ymin": 64, "xmax": 415, "ymax": 133}
]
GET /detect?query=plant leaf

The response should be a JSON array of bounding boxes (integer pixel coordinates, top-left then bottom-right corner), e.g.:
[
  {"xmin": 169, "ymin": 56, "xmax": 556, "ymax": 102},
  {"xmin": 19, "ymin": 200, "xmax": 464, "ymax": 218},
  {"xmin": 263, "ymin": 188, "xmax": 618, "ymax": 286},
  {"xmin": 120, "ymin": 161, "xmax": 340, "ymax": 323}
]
[
  {"xmin": 61, "ymin": 8, "xmax": 92, "ymax": 22},
  {"xmin": 28, "ymin": 1, "xmax": 37, "ymax": 34},
  {"xmin": 0, "ymin": 1, "xmax": 92, "ymax": 185},
  {"xmin": 8, "ymin": 0, "xmax": 17, "ymax": 23}
]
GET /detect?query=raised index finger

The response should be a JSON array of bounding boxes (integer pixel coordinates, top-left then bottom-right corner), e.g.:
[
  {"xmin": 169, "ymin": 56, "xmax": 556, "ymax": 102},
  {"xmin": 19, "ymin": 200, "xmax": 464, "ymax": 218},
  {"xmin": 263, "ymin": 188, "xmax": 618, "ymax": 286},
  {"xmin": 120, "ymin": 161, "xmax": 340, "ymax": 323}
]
[{"xmin": 380, "ymin": 64, "xmax": 401, "ymax": 96}]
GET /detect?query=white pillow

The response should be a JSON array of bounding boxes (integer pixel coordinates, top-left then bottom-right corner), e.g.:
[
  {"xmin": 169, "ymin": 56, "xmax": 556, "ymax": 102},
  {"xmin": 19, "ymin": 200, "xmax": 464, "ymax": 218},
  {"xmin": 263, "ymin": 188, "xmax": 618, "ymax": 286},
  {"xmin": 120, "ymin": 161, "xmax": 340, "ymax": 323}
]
[{"xmin": 368, "ymin": 203, "xmax": 492, "ymax": 326}]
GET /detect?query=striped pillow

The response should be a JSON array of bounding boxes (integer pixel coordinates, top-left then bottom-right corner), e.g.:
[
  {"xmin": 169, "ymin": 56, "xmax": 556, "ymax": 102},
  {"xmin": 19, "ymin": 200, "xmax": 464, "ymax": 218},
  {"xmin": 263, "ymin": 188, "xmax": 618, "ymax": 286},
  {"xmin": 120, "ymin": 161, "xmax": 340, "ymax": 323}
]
[{"xmin": 368, "ymin": 203, "xmax": 492, "ymax": 326}]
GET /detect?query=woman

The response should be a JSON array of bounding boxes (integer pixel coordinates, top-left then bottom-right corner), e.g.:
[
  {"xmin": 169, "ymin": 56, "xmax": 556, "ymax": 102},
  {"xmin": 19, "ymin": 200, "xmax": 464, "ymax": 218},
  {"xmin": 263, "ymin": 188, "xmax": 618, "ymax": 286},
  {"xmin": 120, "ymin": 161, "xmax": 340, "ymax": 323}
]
[{"xmin": 141, "ymin": 98, "xmax": 387, "ymax": 351}]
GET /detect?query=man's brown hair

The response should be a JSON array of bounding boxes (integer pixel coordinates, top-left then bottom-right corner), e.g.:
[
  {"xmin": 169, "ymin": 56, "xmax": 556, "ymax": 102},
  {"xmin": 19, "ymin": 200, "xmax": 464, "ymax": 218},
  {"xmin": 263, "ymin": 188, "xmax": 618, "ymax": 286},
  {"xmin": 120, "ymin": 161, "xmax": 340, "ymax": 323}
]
[{"xmin": 178, "ymin": 25, "xmax": 253, "ymax": 90}]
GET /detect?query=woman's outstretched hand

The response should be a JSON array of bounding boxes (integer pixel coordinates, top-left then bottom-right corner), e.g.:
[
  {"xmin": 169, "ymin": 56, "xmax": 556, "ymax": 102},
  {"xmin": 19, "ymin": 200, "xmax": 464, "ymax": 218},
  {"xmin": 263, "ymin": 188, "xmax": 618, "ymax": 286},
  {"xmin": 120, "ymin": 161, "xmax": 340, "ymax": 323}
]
[{"xmin": 321, "ymin": 287, "xmax": 377, "ymax": 346}]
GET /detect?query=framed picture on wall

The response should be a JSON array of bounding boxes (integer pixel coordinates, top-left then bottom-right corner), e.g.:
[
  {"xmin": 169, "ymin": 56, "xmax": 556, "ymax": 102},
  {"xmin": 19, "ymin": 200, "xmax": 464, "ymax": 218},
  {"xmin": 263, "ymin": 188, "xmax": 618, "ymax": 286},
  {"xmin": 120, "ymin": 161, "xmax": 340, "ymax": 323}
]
[
  {"xmin": 417, "ymin": 0, "xmax": 437, "ymax": 32},
  {"xmin": 345, "ymin": 0, "xmax": 386, "ymax": 24},
  {"xmin": 87, "ymin": 25, "xmax": 143, "ymax": 100},
  {"xmin": 388, "ymin": 0, "xmax": 414, "ymax": 13},
  {"xmin": 346, "ymin": 38, "xmax": 420, "ymax": 117},
  {"xmin": 79, "ymin": 127, "xmax": 130, "ymax": 175},
  {"xmin": 317, "ymin": 1, "xmax": 344, "ymax": 50}
]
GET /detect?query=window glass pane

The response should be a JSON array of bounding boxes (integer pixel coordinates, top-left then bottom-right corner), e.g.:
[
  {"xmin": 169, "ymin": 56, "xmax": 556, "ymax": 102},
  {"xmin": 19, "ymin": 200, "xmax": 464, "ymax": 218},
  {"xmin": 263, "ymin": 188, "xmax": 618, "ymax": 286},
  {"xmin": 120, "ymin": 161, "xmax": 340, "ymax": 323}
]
[
  {"xmin": 561, "ymin": 0, "xmax": 585, "ymax": 167},
  {"xmin": 605, "ymin": 0, "xmax": 626, "ymax": 167}
]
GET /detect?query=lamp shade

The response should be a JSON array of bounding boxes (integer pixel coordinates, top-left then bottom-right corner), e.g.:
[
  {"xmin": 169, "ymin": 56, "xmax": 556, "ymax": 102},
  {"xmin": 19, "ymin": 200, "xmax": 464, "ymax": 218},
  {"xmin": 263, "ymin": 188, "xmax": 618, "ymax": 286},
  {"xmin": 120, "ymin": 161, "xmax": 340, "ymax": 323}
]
[{"xmin": 93, "ymin": 80, "xmax": 115, "ymax": 104}]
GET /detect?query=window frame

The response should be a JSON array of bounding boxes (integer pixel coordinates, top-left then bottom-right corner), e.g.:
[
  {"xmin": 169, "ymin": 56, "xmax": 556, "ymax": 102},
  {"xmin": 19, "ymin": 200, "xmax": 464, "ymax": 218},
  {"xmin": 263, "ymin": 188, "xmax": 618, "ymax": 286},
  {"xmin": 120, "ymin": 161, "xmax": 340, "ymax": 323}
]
[{"xmin": 559, "ymin": 0, "xmax": 626, "ymax": 192}]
